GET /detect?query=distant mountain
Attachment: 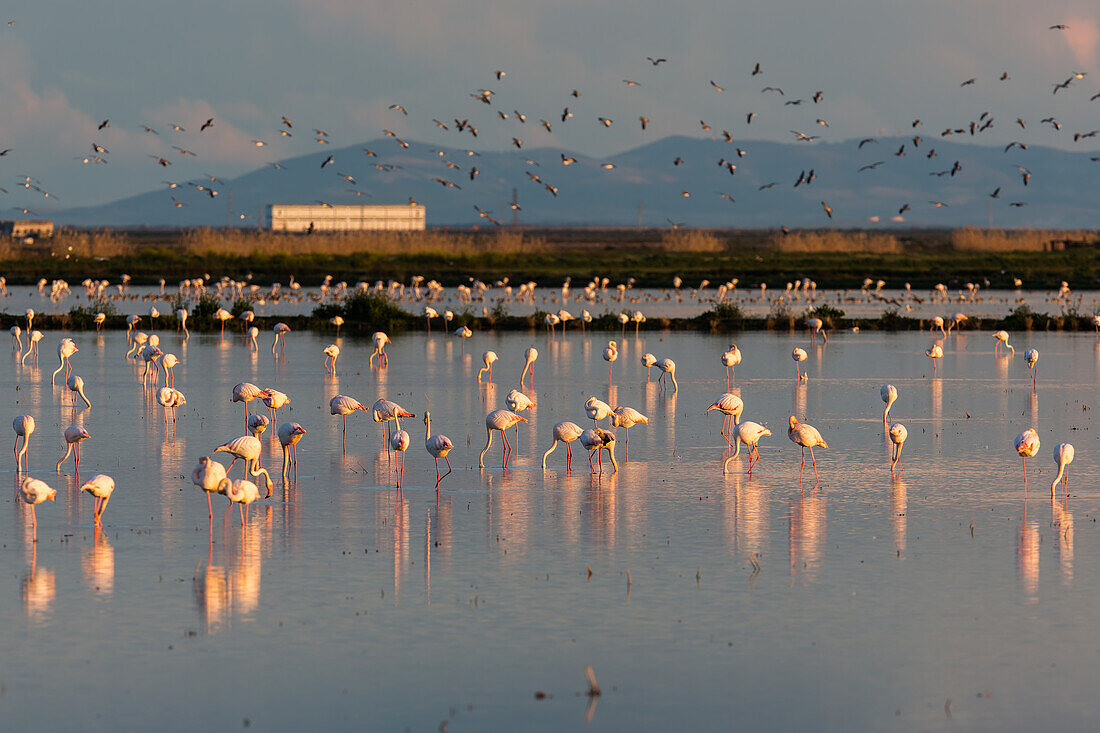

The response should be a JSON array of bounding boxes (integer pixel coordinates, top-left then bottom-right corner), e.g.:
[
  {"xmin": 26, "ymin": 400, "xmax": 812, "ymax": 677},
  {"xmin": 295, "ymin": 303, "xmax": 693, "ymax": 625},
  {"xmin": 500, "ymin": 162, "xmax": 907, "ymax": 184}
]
[{"xmin": 54, "ymin": 135, "xmax": 1100, "ymax": 228}]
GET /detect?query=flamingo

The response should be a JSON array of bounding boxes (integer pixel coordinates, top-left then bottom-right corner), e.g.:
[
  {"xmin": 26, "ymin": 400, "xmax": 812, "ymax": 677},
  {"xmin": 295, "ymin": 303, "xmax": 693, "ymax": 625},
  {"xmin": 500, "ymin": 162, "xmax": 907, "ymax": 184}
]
[
  {"xmin": 948, "ymin": 313, "xmax": 967, "ymax": 334},
  {"xmin": 925, "ymin": 344, "xmax": 943, "ymax": 375},
  {"xmin": 1051, "ymin": 442, "xmax": 1075, "ymax": 496},
  {"xmin": 261, "ymin": 389, "xmax": 290, "ymax": 424},
  {"xmin": 140, "ymin": 342, "xmax": 163, "ymax": 388},
  {"xmin": 177, "ymin": 308, "xmax": 188, "ymax": 337},
  {"xmin": 1025, "ymin": 348, "xmax": 1038, "ymax": 388},
  {"xmin": 520, "ymin": 347, "xmax": 538, "ymax": 388},
  {"xmin": 14, "ymin": 415, "xmax": 35, "ymax": 472},
  {"xmin": 721, "ymin": 345, "xmax": 742, "ymax": 388},
  {"xmin": 723, "ymin": 421, "xmax": 772, "ymax": 474},
  {"xmin": 706, "ymin": 393, "xmax": 744, "ymax": 441},
  {"xmin": 641, "ymin": 352, "xmax": 657, "ymax": 380},
  {"xmin": 216, "ymin": 477, "xmax": 261, "ymax": 526},
  {"xmin": 67, "ymin": 374, "xmax": 92, "ymax": 408},
  {"xmin": 157, "ymin": 387, "xmax": 187, "ymax": 427},
  {"xmin": 792, "ymin": 348, "xmax": 808, "ymax": 380},
  {"xmin": 323, "ymin": 344, "xmax": 340, "ymax": 374},
  {"xmin": 372, "ymin": 399, "xmax": 415, "ymax": 449},
  {"xmin": 1015, "ymin": 428, "xmax": 1040, "ymax": 494},
  {"xmin": 56, "ymin": 426, "xmax": 91, "ymax": 472},
  {"xmin": 331, "ymin": 315, "xmax": 344, "ymax": 334},
  {"xmin": 617, "ymin": 312, "xmax": 629, "ymax": 340},
  {"xmin": 330, "ymin": 394, "xmax": 368, "ymax": 450},
  {"xmin": 579, "ymin": 428, "xmax": 618, "ymax": 474},
  {"xmin": 125, "ymin": 314, "xmax": 140, "ymax": 341},
  {"xmin": 25, "ymin": 308, "xmax": 34, "ymax": 332},
  {"xmin": 94, "ymin": 313, "xmax": 106, "ymax": 332},
  {"xmin": 272, "ymin": 323, "xmax": 291, "ymax": 355},
  {"xmin": 585, "ymin": 396, "xmax": 614, "ymax": 427},
  {"xmin": 541, "ymin": 421, "xmax": 584, "ymax": 469},
  {"xmin": 477, "ymin": 351, "xmax": 498, "ymax": 382},
  {"xmin": 51, "ymin": 338, "xmax": 78, "ymax": 385},
  {"xmin": 390, "ymin": 429, "xmax": 410, "ymax": 486},
  {"xmin": 881, "ymin": 384, "xmax": 898, "ymax": 424},
  {"xmin": 10, "ymin": 325, "xmax": 21, "ymax": 351},
  {"xmin": 602, "ymin": 341, "xmax": 618, "ymax": 383},
  {"xmin": 232, "ymin": 382, "xmax": 270, "ymax": 429},
  {"xmin": 247, "ymin": 414, "xmax": 270, "ymax": 438},
  {"xmin": 545, "ymin": 313, "xmax": 560, "ymax": 334},
  {"xmin": 993, "ymin": 330, "xmax": 1014, "ymax": 355},
  {"xmin": 788, "ymin": 415, "xmax": 828, "ymax": 482},
  {"xmin": 248, "ymin": 327, "xmax": 259, "ymax": 351},
  {"xmin": 125, "ymin": 332, "xmax": 146, "ymax": 360},
  {"xmin": 805, "ymin": 317, "xmax": 828, "ymax": 344},
  {"xmin": 21, "ymin": 330, "xmax": 42, "ymax": 366},
  {"xmin": 479, "ymin": 409, "xmax": 528, "ymax": 468},
  {"xmin": 19, "ymin": 476, "xmax": 55, "ymax": 540},
  {"xmin": 455, "ymin": 325, "xmax": 473, "ymax": 353},
  {"xmin": 424, "ymin": 306, "xmax": 438, "ymax": 333},
  {"xmin": 423, "ymin": 411, "xmax": 455, "ymax": 484},
  {"xmin": 929, "ymin": 316, "xmax": 946, "ymax": 337},
  {"xmin": 656, "ymin": 358, "xmax": 678, "ymax": 391},
  {"xmin": 611, "ymin": 406, "xmax": 648, "ymax": 447},
  {"xmin": 214, "ymin": 435, "xmax": 274, "ymax": 497},
  {"xmin": 162, "ymin": 354, "xmax": 180, "ymax": 387},
  {"xmin": 80, "ymin": 475, "xmax": 115, "ymax": 525},
  {"xmin": 214, "ymin": 308, "xmax": 233, "ymax": 334},
  {"xmin": 581, "ymin": 310, "xmax": 592, "ymax": 332},
  {"xmin": 277, "ymin": 422, "xmax": 307, "ymax": 480},
  {"xmin": 239, "ymin": 310, "xmax": 254, "ymax": 333},
  {"xmin": 369, "ymin": 332, "xmax": 390, "ymax": 367},
  {"xmin": 192, "ymin": 456, "xmax": 228, "ymax": 519},
  {"xmin": 889, "ymin": 423, "xmax": 908, "ymax": 470},
  {"xmin": 559, "ymin": 310, "xmax": 575, "ymax": 332}
]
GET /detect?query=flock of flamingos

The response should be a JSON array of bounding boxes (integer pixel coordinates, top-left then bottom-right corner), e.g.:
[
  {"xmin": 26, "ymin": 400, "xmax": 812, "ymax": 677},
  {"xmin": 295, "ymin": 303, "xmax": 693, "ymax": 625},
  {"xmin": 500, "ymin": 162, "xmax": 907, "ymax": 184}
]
[{"xmin": 4, "ymin": 293, "xmax": 1078, "ymax": 543}]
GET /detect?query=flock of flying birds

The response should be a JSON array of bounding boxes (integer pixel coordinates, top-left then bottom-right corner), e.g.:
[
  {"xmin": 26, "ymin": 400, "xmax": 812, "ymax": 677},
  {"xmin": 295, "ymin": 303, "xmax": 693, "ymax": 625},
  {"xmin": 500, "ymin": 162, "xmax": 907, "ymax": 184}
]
[{"xmin": 3, "ymin": 23, "xmax": 1099, "ymax": 224}]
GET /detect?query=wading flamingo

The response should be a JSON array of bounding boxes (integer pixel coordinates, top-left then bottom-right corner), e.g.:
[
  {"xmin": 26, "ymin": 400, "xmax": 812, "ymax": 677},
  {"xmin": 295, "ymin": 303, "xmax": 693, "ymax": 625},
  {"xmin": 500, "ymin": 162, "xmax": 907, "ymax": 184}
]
[
  {"xmin": 56, "ymin": 426, "xmax": 91, "ymax": 472},
  {"xmin": 520, "ymin": 347, "xmax": 538, "ymax": 388},
  {"xmin": 792, "ymin": 348, "xmax": 808, "ymax": 380},
  {"xmin": 706, "ymin": 393, "xmax": 744, "ymax": 441},
  {"xmin": 247, "ymin": 414, "xmax": 270, "ymax": 438},
  {"xmin": 217, "ymin": 477, "xmax": 260, "ymax": 526},
  {"xmin": 788, "ymin": 415, "xmax": 828, "ymax": 482},
  {"xmin": 889, "ymin": 423, "xmax": 907, "ymax": 470},
  {"xmin": 192, "ymin": 456, "xmax": 228, "ymax": 519},
  {"xmin": 261, "ymin": 389, "xmax": 290, "ymax": 425},
  {"xmin": 1025, "ymin": 348, "xmax": 1038, "ymax": 388},
  {"xmin": 391, "ymin": 429, "xmax": 410, "ymax": 486},
  {"xmin": 641, "ymin": 352, "xmax": 657, "ymax": 380},
  {"xmin": 541, "ymin": 421, "xmax": 584, "ymax": 469},
  {"xmin": 51, "ymin": 338, "xmax": 78, "ymax": 385},
  {"xmin": 611, "ymin": 406, "xmax": 648, "ymax": 448},
  {"xmin": 993, "ymin": 330, "xmax": 1014, "ymax": 355},
  {"xmin": 1051, "ymin": 442, "xmax": 1074, "ymax": 496},
  {"xmin": 423, "ymin": 411, "xmax": 454, "ymax": 484},
  {"xmin": 585, "ymin": 396, "xmax": 614, "ymax": 427},
  {"xmin": 602, "ymin": 341, "xmax": 618, "ymax": 384},
  {"xmin": 479, "ymin": 409, "xmax": 527, "ymax": 468},
  {"xmin": 656, "ymin": 358, "xmax": 678, "ymax": 391},
  {"xmin": 369, "ymin": 332, "xmax": 390, "ymax": 367},
  {"xmin": 925, "ymin": 344, "xmax": 943, "ymax": 376},
  {"xmin": 214, "ymin": 435, "xmax": 274, "ymax": 497},
  {"xmin": 20, "ymin": 477, "xmax": 55, "ymax": 541},
  {"xmin": 723, "ymin": 421, "xmax": 771, "ymax": 475},
  {"xmin": 721, "ymin": 345, "xmax": 742, "ymax": 388},
  {"xmin": 80, "ymin": 475, "xmax": 115, "ymax": 525},
  {"xmin": 162, "ymin": 354, "xmax": 180, "ymax": 387},
  {"xmin": 881, "ymin": 384, "xmax": 898, "ymax": 424},
  {"xmin": 272, "ymin": 323, "xmax": 291, "ymax": 355},
  {"xmin": 805, "ymin": 317, "xmax": 828, "ymax": 344},
  {"xmin": 14, "ymin": 415, "xmax": 35, "ymax": 472},
  {"xmin": 1015, "ymin": 428, "xmax": 1040, "ymax": 494},
  {"xmin": 477, "ymin": 351, "xmax": 498, "ymax": 382},
  {"xmin": 67, "ymin": 374, "xmax": 92, "ymax": 408},
  {"xmin": 323, "ymin": 344, "xmax": 340, "ymax": 374},
  {"xmin": 277, "ymin": 422, "xmax": 306, "ymax": 480},
  {"xmin": 232, "ymin": 382, "xmax": 270, "ymax": 429},
  {"xmin": 579, "ymin": 428, "xmax": 618, "ymax": 474},
  {"xmin": 330, "ymin": 394, "xmax": 367, "ymax": 451},
  {"xmin": 157, "ymin": 387, "xmax": 187, "ymax": 427}
]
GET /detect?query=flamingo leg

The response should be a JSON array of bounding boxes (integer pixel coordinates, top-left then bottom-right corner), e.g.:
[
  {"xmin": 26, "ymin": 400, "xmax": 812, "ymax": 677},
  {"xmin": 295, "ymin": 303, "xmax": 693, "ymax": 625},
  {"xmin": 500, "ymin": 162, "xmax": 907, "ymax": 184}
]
[
  {"xmin": 342, "ymin": 416, "xmax": 348, "ymax": 453},
  {"xmin": 810, "ymin": 447, "xmax": 818, "ymax": 479},
  {"xmin": 800, "ymin": 447, "xmax": 806, "ymax": 479},
  {"xmin": 207, "ymin": 491, "xmax": 213, "ymax": 519}
]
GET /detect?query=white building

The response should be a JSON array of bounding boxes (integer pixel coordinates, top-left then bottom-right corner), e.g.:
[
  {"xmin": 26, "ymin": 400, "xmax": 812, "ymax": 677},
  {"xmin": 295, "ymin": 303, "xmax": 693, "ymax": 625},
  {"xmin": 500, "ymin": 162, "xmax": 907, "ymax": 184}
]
[{"xmin": 269, "ymin": 204, "xmax": 425, "ymax": 232}]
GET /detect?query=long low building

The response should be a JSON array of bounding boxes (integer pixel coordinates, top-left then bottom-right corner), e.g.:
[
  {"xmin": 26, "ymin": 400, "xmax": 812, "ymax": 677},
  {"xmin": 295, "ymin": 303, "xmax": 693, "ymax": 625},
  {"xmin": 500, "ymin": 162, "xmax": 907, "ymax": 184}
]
[{"xmin": 269, "ymin": 204, "xmax": 425, "ymax": 232}]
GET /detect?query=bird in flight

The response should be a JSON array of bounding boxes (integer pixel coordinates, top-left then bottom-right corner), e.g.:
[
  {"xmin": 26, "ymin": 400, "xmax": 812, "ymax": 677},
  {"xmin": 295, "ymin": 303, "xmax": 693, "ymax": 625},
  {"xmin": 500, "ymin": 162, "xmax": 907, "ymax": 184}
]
[
  {"xmin": 98, "ymin": 120, "xmax": 109, "ymax": 130},
  {"xmin": 321, "ymin": 155, "xmax": 334, "ymax": 168},
  {"xmin": 960, "ymin": 78, "xmax": 976, "ymax": 87},
  {"xmin": 858, "ymin": 161, "xmax": 885, "ymax": 171},
  {"xmin": 762, "ymin": 86, "xmax": 784, "ymax": 94},
  {"xmin": 858, "ymin": 138, "xmax": 876, "ymax": 148},
  {"xmin": 200, "ymin": 118, "xmax": 214, "ymax": 131},
  {"xmin": 389, "ymin": 104, "xmax": 408, "ymax": 115},
  {"xmin": 647, "ymin": 57, "xmax": 667, "ymax": 65},
  {"xmin": 1050, "ymin": 24, "xmax": 1069, "ymax": 30},
  {"xmin": 710, "ymin": 81, "xmax": 725, "ymax": 92},
  {"xmin": 820, "ymin": 201, "xmax": 833, "ymax": 219},
  {"xmin": 623, "ymin": 79, "xmax": 640, "ymax": 86},
  {"xmin": 752, "ymin": 62, "xmax": 761, "ymax": 75},
  {"xmin": 639, "ymin": 116, "xmax": 649, "ymax": 130}
]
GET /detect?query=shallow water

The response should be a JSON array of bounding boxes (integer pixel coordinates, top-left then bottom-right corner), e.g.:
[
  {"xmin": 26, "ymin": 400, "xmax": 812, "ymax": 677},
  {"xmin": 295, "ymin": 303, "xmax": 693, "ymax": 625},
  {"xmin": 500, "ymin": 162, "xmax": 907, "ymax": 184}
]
[
  {"xmin": 1, "ymin": 328, "xmax": 1098, "ymax": 730},
  {"xmin": 7, "ymin": 283, "xmax": 1100, "ymax": 320}
]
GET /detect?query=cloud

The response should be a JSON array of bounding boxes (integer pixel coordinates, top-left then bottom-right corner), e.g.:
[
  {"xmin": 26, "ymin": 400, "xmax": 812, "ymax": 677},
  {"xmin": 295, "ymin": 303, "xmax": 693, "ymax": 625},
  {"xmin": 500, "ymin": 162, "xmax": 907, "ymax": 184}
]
[{"xmin": 1062, "ymin": 17, "xmax": 1100, "ymax": 68}]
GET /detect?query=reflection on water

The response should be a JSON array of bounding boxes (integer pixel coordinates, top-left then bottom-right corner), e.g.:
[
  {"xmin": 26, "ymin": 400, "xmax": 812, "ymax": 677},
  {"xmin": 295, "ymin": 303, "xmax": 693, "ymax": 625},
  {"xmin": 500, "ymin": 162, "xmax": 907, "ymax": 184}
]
[{"xmin": 3, "ymin": 329, "xmax": 1100, "ymax": 730}]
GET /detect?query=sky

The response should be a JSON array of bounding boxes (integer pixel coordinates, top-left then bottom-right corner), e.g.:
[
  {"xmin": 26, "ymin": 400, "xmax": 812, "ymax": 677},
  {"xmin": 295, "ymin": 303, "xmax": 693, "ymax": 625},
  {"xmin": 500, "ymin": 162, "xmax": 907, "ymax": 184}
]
[{"xmin": 1, "ymin": 0, "xmax": 1099, "ymax": 212}]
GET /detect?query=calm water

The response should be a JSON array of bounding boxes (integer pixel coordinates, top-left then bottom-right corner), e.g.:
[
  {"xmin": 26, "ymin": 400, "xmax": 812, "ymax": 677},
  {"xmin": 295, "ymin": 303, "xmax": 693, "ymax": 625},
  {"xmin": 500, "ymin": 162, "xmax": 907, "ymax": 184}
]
[
  {"xmin": 2, "ymin": 328, "xmax": 1098, "ymax": 731},
  {"xmin": 7, "ymin": 283, "xmax": 1100, "ymax": 320}
]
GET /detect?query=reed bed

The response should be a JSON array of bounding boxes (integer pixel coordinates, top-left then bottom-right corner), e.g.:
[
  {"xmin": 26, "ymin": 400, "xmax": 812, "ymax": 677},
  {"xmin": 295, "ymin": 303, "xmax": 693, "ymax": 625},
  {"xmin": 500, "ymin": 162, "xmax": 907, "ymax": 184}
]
[
  {"xmin": 179, "ymin": 228, "xmax": 547, "ymax": 256},
  {"xmin": 948, "ymin": 227, "xmax": 1096, "ymax": 252},
  {"xmin": 771, "ymin": 230, "xmax": 903, "ymax": 253}
]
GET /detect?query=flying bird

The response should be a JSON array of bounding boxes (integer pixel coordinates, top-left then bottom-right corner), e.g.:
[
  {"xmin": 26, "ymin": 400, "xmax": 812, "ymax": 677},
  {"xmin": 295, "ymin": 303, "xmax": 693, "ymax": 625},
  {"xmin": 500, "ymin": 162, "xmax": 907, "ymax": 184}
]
[{"xmin": 200, "ymin": 118, "xmax": 214, "ymax": 131}]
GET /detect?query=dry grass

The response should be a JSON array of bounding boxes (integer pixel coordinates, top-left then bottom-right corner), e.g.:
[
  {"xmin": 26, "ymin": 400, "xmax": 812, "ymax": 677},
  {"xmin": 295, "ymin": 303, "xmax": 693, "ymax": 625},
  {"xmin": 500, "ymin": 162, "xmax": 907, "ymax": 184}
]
[
  {"xmin": 179, "ymin": 228, "xmax": 546, "ymax": 256},
  {"xmin": 771, "ymin": 230, "xmax": 902, "ymax": 253},
  {"xmin": 653, "ymin": 230, "xmax": 725, "ymax": 253},
  {"xmin": 949, "ymin": 228, "xmax": 1096, "ymax": 252},
  {"xmin": 0, "ymin": 229, "xmax": 133, "ymax": 260}
]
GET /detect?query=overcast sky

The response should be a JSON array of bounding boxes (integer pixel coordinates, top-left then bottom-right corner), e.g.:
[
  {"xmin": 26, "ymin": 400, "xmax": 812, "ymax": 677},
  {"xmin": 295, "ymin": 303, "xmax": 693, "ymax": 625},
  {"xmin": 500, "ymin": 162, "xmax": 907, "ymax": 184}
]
[{"xmin": 1, "ymin": 0, "xmax": 1098, "ymax": 210}]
